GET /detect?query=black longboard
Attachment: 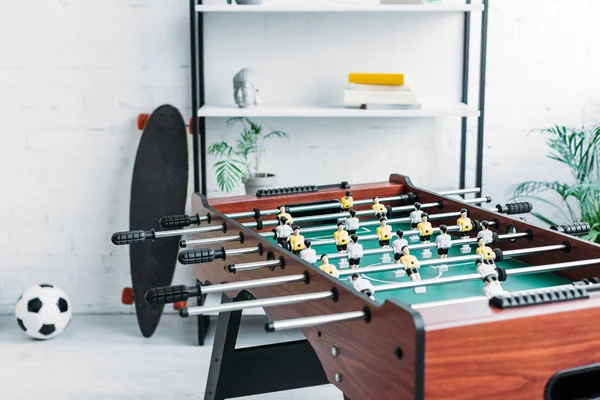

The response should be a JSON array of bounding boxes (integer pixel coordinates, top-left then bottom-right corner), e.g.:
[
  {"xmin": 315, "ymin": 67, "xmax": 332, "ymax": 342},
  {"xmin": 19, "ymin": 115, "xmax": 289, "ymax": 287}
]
[{"xmin": 129, "ymin": 105, "xmax": 188, "ymax": 337}]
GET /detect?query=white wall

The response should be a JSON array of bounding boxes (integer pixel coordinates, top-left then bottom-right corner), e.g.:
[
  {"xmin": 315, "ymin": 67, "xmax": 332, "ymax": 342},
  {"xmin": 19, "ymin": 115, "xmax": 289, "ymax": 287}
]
[{"xmin": 0, "ymin": 0, "xmax": 599, "ymax": 314}]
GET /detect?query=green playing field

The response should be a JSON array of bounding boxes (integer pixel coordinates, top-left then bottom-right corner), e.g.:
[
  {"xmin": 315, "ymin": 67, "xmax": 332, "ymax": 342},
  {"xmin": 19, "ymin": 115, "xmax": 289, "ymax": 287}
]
[{"xmin": 269, "ymin": 221, "xmax": 570, "ymax": 304}]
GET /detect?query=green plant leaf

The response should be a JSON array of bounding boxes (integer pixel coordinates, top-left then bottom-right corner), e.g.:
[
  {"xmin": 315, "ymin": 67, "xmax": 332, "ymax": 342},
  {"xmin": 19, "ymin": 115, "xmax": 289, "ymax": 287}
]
[
  {"xmin": 214, "ymin": 159, "xmax": 244, "ymax": 192},
  {"xmin": 264, "ymin": 130, "xmax": 287, "ymax": 140}
]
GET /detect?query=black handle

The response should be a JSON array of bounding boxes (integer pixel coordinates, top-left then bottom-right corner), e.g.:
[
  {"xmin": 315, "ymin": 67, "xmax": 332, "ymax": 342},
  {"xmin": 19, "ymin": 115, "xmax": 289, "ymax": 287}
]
[
  {"xmin": 551, "ymin": 222, "xmax": 591, "ymax": 237},
  {"xmin": 178, "ymin": 247, "xmax": 224, "ymax": 264},
  {"xmin": 111, "ymin": 230, "xmax": 154, "ymax": 245},
  {"xmin": 159, "ymin": 214, "xmax": 201, "ymax": 229},
  {"xmin": 144, "ymin": 283, "xmax": 201, "ymax": 305},
  {"xmin": 496, "ymin": 202, "xmax": 533, "ymax": 215}
]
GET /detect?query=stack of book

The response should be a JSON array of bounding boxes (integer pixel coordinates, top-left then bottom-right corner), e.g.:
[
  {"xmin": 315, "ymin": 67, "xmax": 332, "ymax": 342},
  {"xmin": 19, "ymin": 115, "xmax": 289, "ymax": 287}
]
[{"xmin": 343, "ymin": 73, "xmax": 419, "ymax": 109}]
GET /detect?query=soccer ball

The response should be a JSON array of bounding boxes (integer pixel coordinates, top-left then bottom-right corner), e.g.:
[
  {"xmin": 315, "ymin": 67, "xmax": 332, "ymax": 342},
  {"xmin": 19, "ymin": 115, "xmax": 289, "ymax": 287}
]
[{"xmin": 15, "ymin": 284, "xmax": 72, "ymax": 340}]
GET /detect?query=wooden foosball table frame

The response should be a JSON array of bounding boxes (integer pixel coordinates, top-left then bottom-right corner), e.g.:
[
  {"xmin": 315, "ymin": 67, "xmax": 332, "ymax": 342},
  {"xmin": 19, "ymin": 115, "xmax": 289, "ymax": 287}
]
[{"xmin": 159, "ymin": 174, "xmax": 600, "ymax": 399}]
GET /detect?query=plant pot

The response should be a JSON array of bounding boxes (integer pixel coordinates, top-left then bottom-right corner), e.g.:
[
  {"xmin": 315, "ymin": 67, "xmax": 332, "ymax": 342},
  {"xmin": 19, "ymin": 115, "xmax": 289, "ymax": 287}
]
[
  {"xmin": 243, "ymin": 173, "xmax": 276, "ymax": 195},
  {"xmin": 235, "ymin": 0, "xmax": 263, "ymax": 4}
]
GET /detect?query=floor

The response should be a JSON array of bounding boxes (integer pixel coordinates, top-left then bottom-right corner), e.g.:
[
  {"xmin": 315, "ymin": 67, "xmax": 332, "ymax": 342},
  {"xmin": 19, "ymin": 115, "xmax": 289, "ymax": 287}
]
[{"xmin": 0, "ymin": 314, "xmax": 342, "ymax": 400}]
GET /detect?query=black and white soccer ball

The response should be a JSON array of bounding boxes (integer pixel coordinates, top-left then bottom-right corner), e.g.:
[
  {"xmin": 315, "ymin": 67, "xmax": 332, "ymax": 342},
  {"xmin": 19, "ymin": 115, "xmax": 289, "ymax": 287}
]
[{"xmin": 15, "ymin": 284, "xmax": 72, "ymax": 340}]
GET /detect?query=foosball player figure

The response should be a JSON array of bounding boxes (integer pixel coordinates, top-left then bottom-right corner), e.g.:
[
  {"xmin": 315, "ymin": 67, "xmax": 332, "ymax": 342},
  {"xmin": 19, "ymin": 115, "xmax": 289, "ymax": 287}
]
[
  {"xmin": 277, "ymin": 205, "xmax": 293, "ymax": 225},
  {"xmin": 340, "ymin": 191, "xmax": 353, "ymax": 211},
  {"xmin": 347, "ymin": 234, "xmax": 364, "ymax": 269},
  {"xmin": 274, "ymin": 217, "xmax": 293, "ymax": 250},
  {"xmin": 288, "ymin": 225, "xmax": 305, "ymax": 255},
  {"xmin": 434, "ymin": 224, "xmax": 452, "ymax": 272},
  {"xmin": 399, "ymin": 245, "xmax": 426, "ymax": 294},
  {"xmin": 392, "ymin": 230, "xmax": 408, "ymax": 277},
  {"xmin": 477, "ymin": 261, "xmax": 508, "ymax": 299},
  {"xmin": 409, "ymin": 202, "xmax": 424, "ymax": 242},
  {"xmin": 299, "ymin": 240, "xmax": 317, "ymax": 264},
  {"xmin": 457, "ymin": 208, "xmax": 473, "ymax": 254},
  {"xmin": 372, "ymin": 196, "xmax": 387, "ymax": 219},
  {"xmin": 477, "ymin": 220, "xmax": 494, "ymax": 245},
  {"xmin": 475, "ymin": 237, "xmax": 496, "ymax": 267},
  {"xmin": 376, "ymin": 217, "xmax": 393, "ymax": 263},
  {"xmin": 344, "ymin": 209, "xmax": 360, "ymax": 235},
  {"xmin": 417, "ymin": 213, "xmax": 433, "ymax": 259},
  {"xmin": 333, "ymin": 222, "xmax": 350, "ymax": 253},
  {"xmin": 350, "ymin": 273, "xmax": 375, "ymax": 301},
  {"xmin": 319, "ymin": 254, "xmax": 339, "ymax": 278}
]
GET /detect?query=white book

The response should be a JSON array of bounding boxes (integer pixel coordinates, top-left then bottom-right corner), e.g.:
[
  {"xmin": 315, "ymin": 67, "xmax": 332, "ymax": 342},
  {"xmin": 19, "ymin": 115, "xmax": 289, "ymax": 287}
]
[
  {"xmin": 350, "ymin": 83, "xmax": 413, "ymax": 92},
  {"xmin": 343, "ymin": 89, "xmax": 418, "ymax": 106}
]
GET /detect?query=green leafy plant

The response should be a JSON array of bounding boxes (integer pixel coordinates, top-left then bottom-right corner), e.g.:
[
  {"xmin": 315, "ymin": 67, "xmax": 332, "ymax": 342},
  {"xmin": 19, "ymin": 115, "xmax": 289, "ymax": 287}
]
[
  {"xmin": 208, "ymin": 117, "xmax": 287, "ymax": 192},
  {"xmin": 510, "ymin": 125, "xmax": 600, "ymax": 243}
]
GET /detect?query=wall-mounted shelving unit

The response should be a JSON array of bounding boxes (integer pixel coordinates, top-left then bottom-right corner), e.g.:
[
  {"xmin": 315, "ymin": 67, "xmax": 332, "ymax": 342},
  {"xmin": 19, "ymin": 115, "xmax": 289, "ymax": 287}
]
[{"xmin": 189, "ymin": 0, "xmax": 489, "ymax": 195}]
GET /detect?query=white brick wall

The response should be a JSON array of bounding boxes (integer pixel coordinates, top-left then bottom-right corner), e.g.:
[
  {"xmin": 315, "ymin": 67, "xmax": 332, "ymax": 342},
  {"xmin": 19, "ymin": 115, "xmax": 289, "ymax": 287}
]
[{"xmin": 0, "ymin": 0, "xmax": 599, "ymax": 314}]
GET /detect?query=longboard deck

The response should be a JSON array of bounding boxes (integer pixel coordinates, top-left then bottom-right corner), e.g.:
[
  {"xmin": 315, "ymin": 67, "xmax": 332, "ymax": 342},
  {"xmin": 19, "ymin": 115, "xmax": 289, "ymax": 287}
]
[{"xmin": 130, "ymin": 105, "xmax": 188, "ymax": 337}]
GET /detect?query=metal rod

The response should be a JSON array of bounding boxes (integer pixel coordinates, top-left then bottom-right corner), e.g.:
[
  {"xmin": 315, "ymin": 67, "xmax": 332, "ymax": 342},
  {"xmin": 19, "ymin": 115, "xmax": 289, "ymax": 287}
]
[
  {"xmin": 475, "ymin": 0, "xmax": 489, "ymax": 191},
  {"xmin": 339, "ymin": 254, "xmax": 479, "ymax": 277},
  {"xmin": 311, "ymin": 221, "xmax": 511, "ymax": 249},
  {"xmin": 373, "ymin": 257, "xmax": 599, "ymax": 293},
  {"xmin": 503, "ymin": 244, "xmax": 566, "ymax": 257},
  {"xmin": 201, "ymin": 274, "xmax": 306, "ymax": 294},
  {"xmin": 154, "ymin": 225, "xmax": 223, "ymax": 239},
  {"xmin": 190, "ymin": 0, "xmax": 200, "ymax": 193},
  {"xmin": 439, "ymin": 187, "xmax": 480, "ymax": 196},
  {"xmin": 207, "ymin": 188, "xmax": 482, "ymax": 223},
  {"xmin": 183, "ymin": 291, "xmax": 333, "ymax": 316},
  {"xmin": 352, "ymin": 195, "xmax": 406, "ymax": 206},
  {"xmin": 459, "ymin": 0, "xmax": 471, "ymax": 190},
  {"xmin": 337, "ymin": 244, "xmax": 565, "ymax": 277},
  {"xmin": 182, "ymin": 234, "xmax": 240, "ymax": 247},
  {"xmin": 226, "ymin": 247, "xmax": 261, "ymax": 257},
  {"xmin": 239, "ymin": 197, "xmax": 489, "ymax": 230},
  {"xmin": 265, "ymin": 311, "xmax": 366, "ymax": 332},
  {"xmin": 229, "ymin": 259, "xmax": 282, "ymax": 273}
]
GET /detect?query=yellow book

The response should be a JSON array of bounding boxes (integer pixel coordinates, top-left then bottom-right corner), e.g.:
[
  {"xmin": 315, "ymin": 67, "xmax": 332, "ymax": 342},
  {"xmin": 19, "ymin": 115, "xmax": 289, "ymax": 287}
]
[{"xmin": 348, "ymin": 73, "xmax": 405, "ymax": 86}]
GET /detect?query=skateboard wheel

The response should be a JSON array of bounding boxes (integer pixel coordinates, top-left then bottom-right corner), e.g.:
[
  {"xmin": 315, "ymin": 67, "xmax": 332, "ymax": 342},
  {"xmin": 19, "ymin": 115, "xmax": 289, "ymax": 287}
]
[
  {"xmin": 137, "ymin": 114, "xmax": 150, "ymax": 131},
  {"xmin": 188, "ymin": 117, "xmax": 193, "ymax": 134},
  {"xmin": 173, "ymin": 301, "xmax": 187, "ymax": 310},
  {"xmin": 122, "ymin": 287, "xmax": 134, "ymax": 305}
]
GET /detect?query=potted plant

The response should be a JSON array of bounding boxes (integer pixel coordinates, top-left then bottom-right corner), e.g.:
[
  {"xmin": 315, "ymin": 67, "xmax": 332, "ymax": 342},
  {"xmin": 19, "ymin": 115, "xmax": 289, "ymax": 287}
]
[
  {"xmin": 208, "ymin": 117, "xmax": 287, "ymax": 195},
  {"xmin": 510, "ymin": 125, "xmax": 600, "ymax": 243}
]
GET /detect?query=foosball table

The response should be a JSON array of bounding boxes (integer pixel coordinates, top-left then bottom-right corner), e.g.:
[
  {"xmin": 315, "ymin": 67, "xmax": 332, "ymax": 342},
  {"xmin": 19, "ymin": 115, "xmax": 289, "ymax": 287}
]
[{"xmin": 113, "ymin": 174, "xmax": 600, "ymax": 400}]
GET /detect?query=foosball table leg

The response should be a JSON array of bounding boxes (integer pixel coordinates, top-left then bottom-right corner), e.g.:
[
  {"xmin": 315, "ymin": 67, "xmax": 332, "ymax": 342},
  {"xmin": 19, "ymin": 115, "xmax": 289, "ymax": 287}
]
[
  {"xmin": 197, "ymin": 284, "xmax": 211, "ymax": 346},
  {"xmin": 204, "ymin": 292, "xmax": 329, "ymax": 400}
]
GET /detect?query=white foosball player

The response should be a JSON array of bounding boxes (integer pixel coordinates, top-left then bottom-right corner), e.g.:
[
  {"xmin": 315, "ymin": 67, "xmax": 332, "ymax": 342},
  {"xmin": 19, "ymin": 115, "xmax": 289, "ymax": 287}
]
[
  {"xmin": 477, "ymin": 262, "xmax": 508, "ymax": 299},
  {"xmin": 299, "ymin": 240, "xmax": 317, "ymax": 264},
  {"xmin": 350, "ymin": 273, "xmax": 375, "ymax": 301}
]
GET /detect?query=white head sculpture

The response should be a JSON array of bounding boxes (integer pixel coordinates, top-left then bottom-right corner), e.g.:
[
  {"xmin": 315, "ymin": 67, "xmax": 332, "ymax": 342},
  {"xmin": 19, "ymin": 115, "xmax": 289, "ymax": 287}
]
[{"xmin": 233, "ymin": 68, "xmax": 260, "ymax": 108}]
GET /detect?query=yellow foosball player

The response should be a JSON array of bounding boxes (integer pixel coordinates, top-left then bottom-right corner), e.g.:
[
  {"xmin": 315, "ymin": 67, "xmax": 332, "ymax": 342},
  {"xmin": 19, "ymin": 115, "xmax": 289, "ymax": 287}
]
[
  {"xmin": 376, "ymin": 217, "xmax": 392, "ymax": 248},
  {"xmin": 416, "ymin": 213, "xmax": 433, "ymax": 243},
  {"xmin": 416, "ymin": 213, "xmax": 434, "ymax": 258},
  {"xmin": 333, "ymin": 222, "xmax": 350, "ymax": 253},
  {"xmin": 457, "ymin": 208, "xmax": 473, "ymax": 254},
  {"xmin": 319, "ymin": 254, "xmax": 339, "ymax": 278},
  {"xmin": 372, "ymin": 196, "xmax": 387, "ymax": 219},
  {"xmin": 288, "ymin": 225, "xmax": 305, "ymax": 255},
  {"xmin": 457, "ymin": 208, "xmax": 472, "ymax": 237},
  {"xmin": 340, "ymin": 191, "xmax": 353, "ymax": 211},
  {"xmin": 399, "ymin": 245, "xmax": 423, "ymax": 285},
  {"xmin": 277, "ymin": 205, "xmax": 293, "ymax": 225},
  {"xmin": 475, "ymin": 238, "xmax": 496, "ymax": 266}
]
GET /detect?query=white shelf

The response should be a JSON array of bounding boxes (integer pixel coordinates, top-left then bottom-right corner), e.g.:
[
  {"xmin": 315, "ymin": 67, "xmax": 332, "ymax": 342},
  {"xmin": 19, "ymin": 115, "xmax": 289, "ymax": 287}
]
[
  {"xmin": 196, "ymin": 3, "xmax": 484, "ymax": 13},
  {"xmin": 198, "ymin": 103, "xmax": 479, "ymax": 118}
]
